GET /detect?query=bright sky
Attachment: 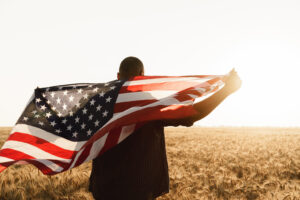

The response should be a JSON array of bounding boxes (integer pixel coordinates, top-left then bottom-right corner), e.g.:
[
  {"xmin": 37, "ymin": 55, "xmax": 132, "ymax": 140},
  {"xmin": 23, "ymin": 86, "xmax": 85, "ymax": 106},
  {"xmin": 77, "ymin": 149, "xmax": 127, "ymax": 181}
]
[{"xmin": 1, "ymin": 0, "xmax": 300, "ymax": 126}]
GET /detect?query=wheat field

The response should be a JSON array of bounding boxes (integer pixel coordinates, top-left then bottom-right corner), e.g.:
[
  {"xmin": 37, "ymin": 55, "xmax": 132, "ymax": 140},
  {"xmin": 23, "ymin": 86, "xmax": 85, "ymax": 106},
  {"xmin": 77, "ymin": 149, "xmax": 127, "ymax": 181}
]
[{"xmin": 0, "ymin": 127, "xmax": 299, "ymax": 200}]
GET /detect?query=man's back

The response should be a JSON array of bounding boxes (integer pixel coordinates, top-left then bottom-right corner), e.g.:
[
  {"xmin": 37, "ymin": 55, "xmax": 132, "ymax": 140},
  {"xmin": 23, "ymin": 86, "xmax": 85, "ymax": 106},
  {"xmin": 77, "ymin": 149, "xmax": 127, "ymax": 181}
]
[
  {"xmin": 89, "ymin": 121, "xmax": 169, "ymax": 200},
  {"xmin": 89, "ymin": 118, "xmax": 195, "ymax": 200}
]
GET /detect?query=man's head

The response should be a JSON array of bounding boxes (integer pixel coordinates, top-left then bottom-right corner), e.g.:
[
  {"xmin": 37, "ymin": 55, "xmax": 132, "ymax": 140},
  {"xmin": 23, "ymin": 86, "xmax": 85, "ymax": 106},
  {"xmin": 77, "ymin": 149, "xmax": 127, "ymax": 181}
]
[{"xmin": 118, "ymin": 56, "xmax": 144, "ymax": 80}]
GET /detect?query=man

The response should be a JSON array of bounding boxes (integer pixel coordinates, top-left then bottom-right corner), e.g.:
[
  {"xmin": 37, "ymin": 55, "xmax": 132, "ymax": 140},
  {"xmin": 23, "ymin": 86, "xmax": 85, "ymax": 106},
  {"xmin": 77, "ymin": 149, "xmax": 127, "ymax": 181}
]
[{"xmin": 89, "ymin": 56, "xmax": 241, "ymax": 200}]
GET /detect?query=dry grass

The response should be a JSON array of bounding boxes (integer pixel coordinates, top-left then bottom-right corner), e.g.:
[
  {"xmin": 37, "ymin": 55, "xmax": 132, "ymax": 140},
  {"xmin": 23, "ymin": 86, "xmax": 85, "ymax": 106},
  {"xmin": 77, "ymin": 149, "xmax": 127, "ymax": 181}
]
[{"xmin": 0, "ymin": 127, "xmax": 299, "ymax": 200}]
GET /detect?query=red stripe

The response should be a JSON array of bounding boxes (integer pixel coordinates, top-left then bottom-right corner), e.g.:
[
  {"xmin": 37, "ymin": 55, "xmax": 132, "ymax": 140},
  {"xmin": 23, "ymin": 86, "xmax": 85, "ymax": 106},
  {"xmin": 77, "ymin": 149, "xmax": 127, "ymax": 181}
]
[
  {"xmin": 128, "ymin": 75, "xmax": 214, "ymax": 81},
  {"xmin": 0, "ymin": 149, "xmax": 70, "ymax": 175},
  {"xmin": 174, "ymin": 93, "xmax": 194, "ymax": 102},
  {"xmin": 129, "ymin": 76, "xmax": 169, "ymax": 80},
  {"xmin": 173, "ymin": 86, "xmax": 206, "ymax": 102},
  {"xmin": 114, "ymin": 99, "xmax": 157, "ymax": 113},
  {"xmin": 74, "ymin": 142, "xmax": 93, "ymax": 168},
  {"xmin": 29, "ymin": 160, "xmax": 58, "ymax": 175},
  {"xmin": 0, "ymin": 164, "xmax": 7, "ymax": 173},
  {"xmin": 48, "ymin": 159, "xmax": 70, "ymax": 169},
  {"xmin": 119, "ymin": 81, "xmax": 209, "ymax": 93},
  {"xmin": 210, "ymin": 86, "xmax": 220, "ymax": 93},
  {"xmin": 0, "ymin": 148, "xmax": 35, "ymax": 160},
  {"xmin": 179, "ymin": 88, "xmax": 204, "ymax": 98},
  {"xmin": 98, "ymin": 126, "xmax": 122, "ymax": 156},
  {"xmin": 0, "ymin": 159, "xmax": 55, "ymax": 175},
  {"xmin": 7, "ymin": 132, "xmax": 75, "ymax": 159},
  {"xmin": 207, "ymin": 77, "xmax": 221, "ymax": 85}
]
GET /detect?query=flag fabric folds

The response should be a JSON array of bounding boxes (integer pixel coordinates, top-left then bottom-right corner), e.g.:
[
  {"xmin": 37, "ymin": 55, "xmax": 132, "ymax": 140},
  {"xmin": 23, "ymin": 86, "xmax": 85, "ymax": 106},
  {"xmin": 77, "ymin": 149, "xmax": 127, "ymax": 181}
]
[{"xmin": 0, "ymin": 75, "xmax": 225, "ymax": 175}]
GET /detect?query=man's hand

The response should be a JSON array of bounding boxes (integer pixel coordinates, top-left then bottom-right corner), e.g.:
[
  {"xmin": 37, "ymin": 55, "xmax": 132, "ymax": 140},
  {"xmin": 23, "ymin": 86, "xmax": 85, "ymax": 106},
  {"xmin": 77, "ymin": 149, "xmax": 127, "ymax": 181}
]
[
  {"xmin": 191, "ymin": 69, "xmax": 242, "ymax": 122},
  {"xmin": 223, "ymin": 69, "xmax": 242, "ymax": 95}
]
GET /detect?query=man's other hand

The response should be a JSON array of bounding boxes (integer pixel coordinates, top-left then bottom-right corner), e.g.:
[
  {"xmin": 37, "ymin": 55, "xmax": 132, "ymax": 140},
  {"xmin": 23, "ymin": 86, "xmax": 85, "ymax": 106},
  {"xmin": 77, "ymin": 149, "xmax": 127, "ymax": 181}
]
[{"xmin": 192, "ymin": 69, "xmax": 242, "ymax": 121}]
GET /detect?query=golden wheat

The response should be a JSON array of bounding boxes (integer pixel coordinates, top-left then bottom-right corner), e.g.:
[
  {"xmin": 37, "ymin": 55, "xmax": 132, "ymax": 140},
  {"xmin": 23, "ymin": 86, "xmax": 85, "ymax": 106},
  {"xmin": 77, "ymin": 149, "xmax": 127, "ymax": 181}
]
[{"xmin": 0, "ymin": 127, "xmax": 299, "ymax": 200}]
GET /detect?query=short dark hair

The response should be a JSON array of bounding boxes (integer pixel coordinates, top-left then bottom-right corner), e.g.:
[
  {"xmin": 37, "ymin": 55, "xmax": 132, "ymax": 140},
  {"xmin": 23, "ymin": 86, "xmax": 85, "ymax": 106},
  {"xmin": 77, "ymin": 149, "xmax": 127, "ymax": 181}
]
[{"xmin": 119, "ymin": 56, "xmax": 144, "ymax": 79}]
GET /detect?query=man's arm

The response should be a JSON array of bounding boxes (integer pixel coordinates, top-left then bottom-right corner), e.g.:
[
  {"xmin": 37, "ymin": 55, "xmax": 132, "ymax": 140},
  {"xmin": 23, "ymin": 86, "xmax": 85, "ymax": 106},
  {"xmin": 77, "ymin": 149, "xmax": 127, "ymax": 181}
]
[
  {"xmin": 192, "ymin": 69, "xmax": 242, "ymax": 122},
  {"xmin": 161, "ymin": 69, "xmax": 242, "ymax": 127}
]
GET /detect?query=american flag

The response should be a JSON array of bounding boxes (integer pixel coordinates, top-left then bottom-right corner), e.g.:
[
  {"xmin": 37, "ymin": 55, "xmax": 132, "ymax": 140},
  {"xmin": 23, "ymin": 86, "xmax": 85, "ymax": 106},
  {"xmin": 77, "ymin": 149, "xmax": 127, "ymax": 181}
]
[{"xmin": 0, "ymin": 75, "xmax": 225, "ymax": 175}]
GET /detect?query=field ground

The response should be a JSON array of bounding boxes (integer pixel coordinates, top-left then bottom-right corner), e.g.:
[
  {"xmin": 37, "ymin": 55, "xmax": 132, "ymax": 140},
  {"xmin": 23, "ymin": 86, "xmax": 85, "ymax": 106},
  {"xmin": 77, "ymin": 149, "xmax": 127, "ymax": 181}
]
[{"xmin": 0, "ymin": 127, "xmax": 299, "ymax": 200}]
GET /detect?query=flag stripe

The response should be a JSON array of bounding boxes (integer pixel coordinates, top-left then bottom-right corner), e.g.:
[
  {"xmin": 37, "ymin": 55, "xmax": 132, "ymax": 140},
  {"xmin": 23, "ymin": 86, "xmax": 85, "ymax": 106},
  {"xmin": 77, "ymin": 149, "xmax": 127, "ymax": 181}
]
[
  {"xmin": 11, "ymin": 124, "xmax": 86, "ymax": 151},
  {"xmin": 117, "ymin": 124, "xmax": 136, "ymax": 144},
  {"xmin": 128, "ymin": 75, "xmax": 214, "ymax": 81},
  {"xmin": 82, "ymin": 132, "xmax": 109, "ymax": 163},
  {"xmin": 116, "ymin": 90, "xmax": 176, "ymax": 103},
  {"xmin": 28, "ymin": 159, "xmax": 63, "ymax": 174},
  {"xmin": 0, "ymin": 148, "xmax": 35, "ymax": 160},
  {"xmin": 7, "ymin": 132, "xmax": 75, "ymax": 159},
  {"xmin": 0, "ymin": 156, "xmax": 14, "ymax": 163},
  {"xmin": 114, "ymin": 99, "xmax": 157, "ymax": 113},
  {"xmin": 123, "ymin": 76, "xmax": 217, "ymax": 86},
  {"xmin": 119, "ymin": 80, "xmax": 211, "ymax": 93},
  {"xmin": 99, "ymin": 127, "xmax": 122, "ymax": 155},
  {"xmin": 35, "ymin": 159, "xmax": 64, "ymax": 173},
  {"xmin": 68, "ymin": 148, "xmax": 84, "ymax": 170},
  {"xmin": 74, "ymin": 142, "xmax": 93, "ymax": 168},
  {"xmin": 1, "ymin": 141, "xmax": 71, "ymax": 162}
]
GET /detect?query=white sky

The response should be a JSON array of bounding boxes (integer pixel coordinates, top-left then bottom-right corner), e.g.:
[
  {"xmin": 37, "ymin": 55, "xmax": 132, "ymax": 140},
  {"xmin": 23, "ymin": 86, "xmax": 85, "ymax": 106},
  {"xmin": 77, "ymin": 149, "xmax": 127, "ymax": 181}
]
[{"xmin": 1, "ymin": 0, "xmax": 300, "ymax": 126}]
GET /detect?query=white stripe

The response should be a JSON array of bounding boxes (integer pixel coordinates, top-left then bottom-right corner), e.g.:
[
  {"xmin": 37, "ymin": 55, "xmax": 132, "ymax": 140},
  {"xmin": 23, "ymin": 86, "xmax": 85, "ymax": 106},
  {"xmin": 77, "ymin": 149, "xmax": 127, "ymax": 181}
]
[
  {"xmin": 10, "ymin": 124, "xmax": 85, "ymax": 151},
  {"xmin": 1, "ymin": 141, "xmax": 71, "ymax": 162},
  {"xmin": 116, "ymin": 90, "xmax": 176, "ymax": 103},
  {"xmin": 123, "ymin": 77, "xmax": 217, "ymax": 86},
  {"xmin": 36, "ymin": 159, "xmax": 64, "ymax": 172},
  {"xmin": 100, "ymin": 96, "xmax": 188, "ymax": 134},
  {"xmin": 194, "ymin": 84, "xmax": 224, "ymax": 104},
  {"xmin": 194, "ymin": 87, "xmax": 207, "ymax": 93},
  {"xmin": 0, "ymin": 156, "xmax": 63, "ymax": 173},
  {"xmin": 0, "ymin": 156, "xmax": 14, "ymax": 163},
  {"xmin": 188, "ymin": 94, "xmax": 199, "ymax": 99},
  {"xmin": 83, "ymin": 132, "xmax": 109, "ymax": 163},
  {"xmin": 68, "ymin": 132, "xmax": 109, "ymax": 170},
  {"xmin": 68, "ymin": 147, "xmax": 84, "ymax": 170},
  {"xmin": 117, "ymin": 124, "xmax": 136, "ymax": 143},
  {"xmin": 15, "ymin": 160, "xmax": 28, "ymax": 165},
  {"xmin": 114, "ymin": 96, "xmax": 182, "ymax": 121}
]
